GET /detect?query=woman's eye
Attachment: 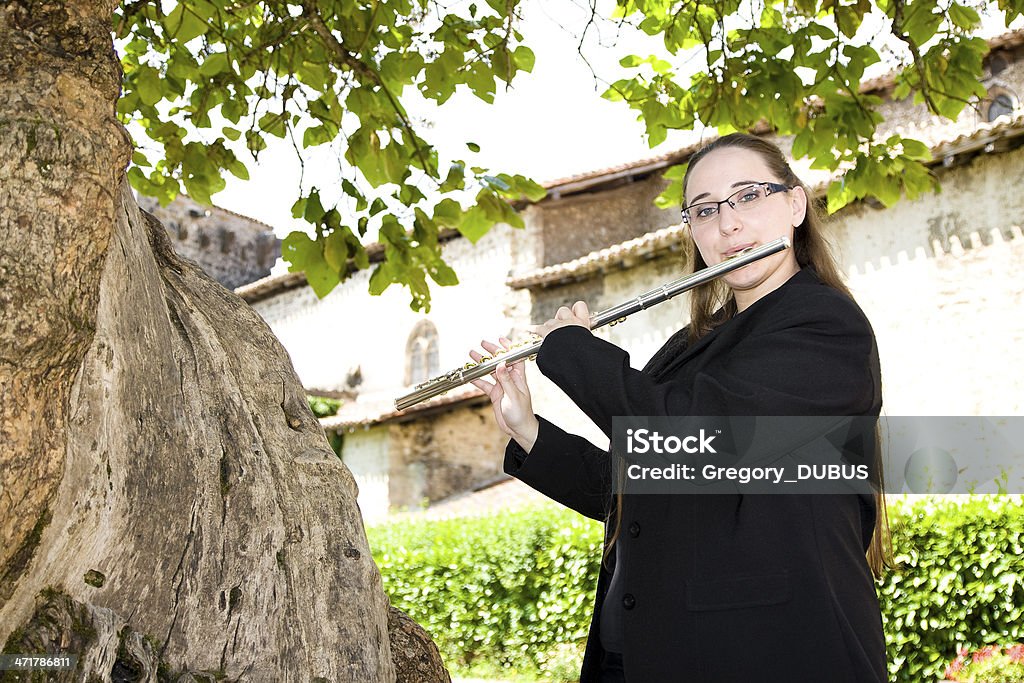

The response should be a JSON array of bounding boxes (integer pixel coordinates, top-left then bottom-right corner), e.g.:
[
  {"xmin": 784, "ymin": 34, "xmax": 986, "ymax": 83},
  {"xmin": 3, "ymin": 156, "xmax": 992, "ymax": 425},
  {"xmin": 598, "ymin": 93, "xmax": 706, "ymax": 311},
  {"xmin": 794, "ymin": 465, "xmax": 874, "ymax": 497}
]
[
  {"xmin": 696, "ymin": 206, "xmax": 716, "ymax": 218},
  {"xmin": 739, "ymin": 190, "xmax": 760, "ymax": 202}
]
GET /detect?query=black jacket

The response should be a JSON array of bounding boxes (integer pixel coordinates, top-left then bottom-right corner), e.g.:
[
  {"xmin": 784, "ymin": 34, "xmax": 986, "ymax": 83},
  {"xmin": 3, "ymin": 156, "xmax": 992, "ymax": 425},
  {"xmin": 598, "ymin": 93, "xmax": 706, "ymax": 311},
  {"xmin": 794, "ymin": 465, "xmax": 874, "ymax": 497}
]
[{"xmin": 504, "ymin": 268, "xmax": 887, "ymax": 682}]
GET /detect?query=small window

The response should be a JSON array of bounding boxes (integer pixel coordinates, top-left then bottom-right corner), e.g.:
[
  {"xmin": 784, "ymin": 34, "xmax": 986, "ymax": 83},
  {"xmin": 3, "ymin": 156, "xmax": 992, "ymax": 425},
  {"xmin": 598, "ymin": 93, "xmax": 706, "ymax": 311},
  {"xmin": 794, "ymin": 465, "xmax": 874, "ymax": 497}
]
[
  {"xmin": 983, "ymin": 86, "xmax": 1017, "ymax": 123},
  {"xmin": 406, "ymin": 321, "xmax": 439, "ymax": 386},
  {"xmin": 218, "ymin": 227, "xmax": 236, "ymax": 254}
]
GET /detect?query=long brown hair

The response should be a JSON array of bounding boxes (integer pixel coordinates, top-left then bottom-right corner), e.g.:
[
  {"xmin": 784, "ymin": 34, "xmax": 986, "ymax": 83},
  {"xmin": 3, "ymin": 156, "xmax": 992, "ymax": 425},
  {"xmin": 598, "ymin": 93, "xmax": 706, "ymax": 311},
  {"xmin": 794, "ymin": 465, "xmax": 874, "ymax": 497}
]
[{"xmin": 601, "ymin": 133, "xmax": 893, "ymax": 579}]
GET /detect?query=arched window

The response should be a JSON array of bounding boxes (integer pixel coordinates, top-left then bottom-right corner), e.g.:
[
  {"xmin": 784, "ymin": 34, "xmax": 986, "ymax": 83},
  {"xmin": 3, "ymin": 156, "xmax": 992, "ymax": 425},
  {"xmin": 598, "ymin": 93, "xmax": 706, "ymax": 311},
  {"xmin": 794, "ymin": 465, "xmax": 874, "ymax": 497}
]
[
  {"xmin": 406, "ymin": 321, "xmax": 439, "ymax": 386},
  {"xmin": 983, "ymin": 86, "xmax": 1018, "ymax": 123}
]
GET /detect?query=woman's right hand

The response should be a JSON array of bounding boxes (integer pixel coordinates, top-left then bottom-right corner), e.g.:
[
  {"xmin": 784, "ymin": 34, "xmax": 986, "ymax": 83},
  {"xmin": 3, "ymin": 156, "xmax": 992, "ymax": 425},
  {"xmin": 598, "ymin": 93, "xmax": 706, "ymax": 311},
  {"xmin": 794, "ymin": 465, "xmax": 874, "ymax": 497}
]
[{"xmin": 469, "ymin": 337, "xmax": 539, "ymax": 453}]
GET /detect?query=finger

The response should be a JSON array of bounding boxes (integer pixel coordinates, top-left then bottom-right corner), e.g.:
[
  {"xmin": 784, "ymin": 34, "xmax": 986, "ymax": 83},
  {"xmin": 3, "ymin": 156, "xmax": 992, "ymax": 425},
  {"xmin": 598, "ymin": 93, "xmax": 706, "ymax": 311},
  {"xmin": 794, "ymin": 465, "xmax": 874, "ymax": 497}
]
[
  {"xmin": 573, "ymin": 300, "xmax": 590, "ymax": 323},
  {"xmin": 556, "ymin": 306, "xmax": 572, "ymax": 320},
  {"xmin": 480, "ymin": 339, "xmax": 503, "ymax": 355},
  {"xmin": 494, "ymin": 363, "xmax": 519, "ymax": 396},
  {"xmin": 507, "ymin": 360, "xmax": 529, "ymax": 394},
  {"xmin": 469, "ymin": 377, "xmax": 495, "ymax": 397}
]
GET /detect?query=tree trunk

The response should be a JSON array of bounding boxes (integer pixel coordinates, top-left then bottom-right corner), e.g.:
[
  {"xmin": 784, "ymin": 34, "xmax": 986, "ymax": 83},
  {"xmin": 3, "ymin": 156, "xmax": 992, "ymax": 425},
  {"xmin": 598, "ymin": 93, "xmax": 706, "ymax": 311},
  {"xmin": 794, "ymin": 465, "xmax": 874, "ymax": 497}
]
[{"xmin": 1, "ymin": 2, "xmax": 447, "ymax": 681}]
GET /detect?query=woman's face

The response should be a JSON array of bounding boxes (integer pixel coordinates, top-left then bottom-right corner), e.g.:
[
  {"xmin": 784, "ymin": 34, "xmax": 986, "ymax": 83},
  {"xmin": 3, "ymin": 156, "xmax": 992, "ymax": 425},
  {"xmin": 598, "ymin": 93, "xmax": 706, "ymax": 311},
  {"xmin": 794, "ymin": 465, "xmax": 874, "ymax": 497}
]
[{"xmin": 684, "ymin": 147, "xmax": 806, "ymax": 309}]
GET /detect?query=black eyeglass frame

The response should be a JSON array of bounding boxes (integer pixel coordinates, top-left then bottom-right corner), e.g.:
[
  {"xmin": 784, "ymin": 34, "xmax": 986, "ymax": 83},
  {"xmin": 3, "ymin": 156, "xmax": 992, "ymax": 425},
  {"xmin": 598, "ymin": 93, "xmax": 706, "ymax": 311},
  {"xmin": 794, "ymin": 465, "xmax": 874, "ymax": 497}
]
[{"xmin": 681, "ymin": 182, "xmax": 793, "ymax": 225}]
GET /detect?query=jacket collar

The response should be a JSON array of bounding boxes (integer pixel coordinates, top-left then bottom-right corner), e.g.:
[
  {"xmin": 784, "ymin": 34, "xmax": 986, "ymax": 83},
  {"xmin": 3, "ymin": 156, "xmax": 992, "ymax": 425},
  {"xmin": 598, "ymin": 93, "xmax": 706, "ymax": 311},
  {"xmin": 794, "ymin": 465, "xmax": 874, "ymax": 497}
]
[{"xmin": 650, "ymin": 267, "xmax": 820, "ymax": 381}]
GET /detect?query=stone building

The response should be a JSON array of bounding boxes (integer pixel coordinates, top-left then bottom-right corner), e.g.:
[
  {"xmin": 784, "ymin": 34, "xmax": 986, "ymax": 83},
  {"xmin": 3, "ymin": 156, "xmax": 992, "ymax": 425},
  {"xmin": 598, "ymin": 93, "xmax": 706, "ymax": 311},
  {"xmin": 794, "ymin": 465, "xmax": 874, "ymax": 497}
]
[
  {"xmin": 237, "ymin": 29, "xmax": 1024, "ymax": 523},
  {"xmin": 139, "ymin": 193, "xmax": 281, "ymax": 290}
]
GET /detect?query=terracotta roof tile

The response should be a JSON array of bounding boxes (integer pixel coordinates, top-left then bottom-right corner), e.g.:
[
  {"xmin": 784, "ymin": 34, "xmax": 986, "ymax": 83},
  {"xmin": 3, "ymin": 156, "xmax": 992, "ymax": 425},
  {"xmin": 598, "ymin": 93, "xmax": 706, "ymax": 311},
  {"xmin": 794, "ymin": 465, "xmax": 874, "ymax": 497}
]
[
  {"xmin": 507, "ymin": 221, "xmax": 689, "ymax": 289},
  {"xmin": 319, "ymin": 382, "xmax": 488, "ymax": 430}
]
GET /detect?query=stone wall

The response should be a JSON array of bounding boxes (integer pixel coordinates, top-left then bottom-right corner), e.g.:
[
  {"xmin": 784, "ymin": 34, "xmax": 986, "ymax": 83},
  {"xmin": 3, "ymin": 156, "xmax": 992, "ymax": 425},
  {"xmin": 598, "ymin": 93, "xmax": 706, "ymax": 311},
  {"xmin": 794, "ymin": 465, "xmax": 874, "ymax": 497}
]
[
  {"xmin": 385, "ymin": 405, "xmax": 508, "ymax": 513},
  {"xmin": 540, "ymin": 176, "xmax": 676, "ymax": 266},
  {"xmin": 139, "ymin": 194, "xmax": 280, "ymax": 290},
  {"xmin": 339, "ymin": 427, "xmax": 390, "ymax": 523},
  {"xmin": 835, "ymin": 145, "xmax": 1024, "ymax": 417},
  {"xmin": 252, "ymin": 223, "xmax": 522, "ymax": 398}
]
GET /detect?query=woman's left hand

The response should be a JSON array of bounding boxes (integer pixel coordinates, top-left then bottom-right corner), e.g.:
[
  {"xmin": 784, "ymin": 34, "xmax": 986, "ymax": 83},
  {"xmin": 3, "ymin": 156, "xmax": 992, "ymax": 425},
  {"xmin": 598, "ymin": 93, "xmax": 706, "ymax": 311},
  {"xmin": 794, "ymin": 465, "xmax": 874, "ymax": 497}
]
[{"xmin": 528, "ymin": 300, "xmax": 592, "ymax": 339}]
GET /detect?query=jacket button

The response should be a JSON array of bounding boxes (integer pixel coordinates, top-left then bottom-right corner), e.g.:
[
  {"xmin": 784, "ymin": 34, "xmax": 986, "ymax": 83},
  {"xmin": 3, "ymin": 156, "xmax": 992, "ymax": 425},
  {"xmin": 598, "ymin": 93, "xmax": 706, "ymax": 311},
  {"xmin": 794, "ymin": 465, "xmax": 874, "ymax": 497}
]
[
  {"xmin": 628, "ymin": 522, "xmax": 640, "ymax": 538},
  {"xmin": 622, "ymin": 594, "xmax": 636, "ymax": 610}
]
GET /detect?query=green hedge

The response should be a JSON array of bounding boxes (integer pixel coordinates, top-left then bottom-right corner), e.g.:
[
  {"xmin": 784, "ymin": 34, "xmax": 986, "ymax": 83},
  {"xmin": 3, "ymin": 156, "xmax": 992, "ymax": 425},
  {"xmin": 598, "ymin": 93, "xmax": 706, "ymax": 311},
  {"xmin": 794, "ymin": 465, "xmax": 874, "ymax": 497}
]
[
  {"xmin": 367, "ymin": 496, "xmax": 1024, "ymax": 682},
  {"xmin": 368, "ymin": 505, "xmax": 601, "ymax": 679},
  {"xmin": 880, "ymin": 496, "xmax": 1024, "ymax": 683}
]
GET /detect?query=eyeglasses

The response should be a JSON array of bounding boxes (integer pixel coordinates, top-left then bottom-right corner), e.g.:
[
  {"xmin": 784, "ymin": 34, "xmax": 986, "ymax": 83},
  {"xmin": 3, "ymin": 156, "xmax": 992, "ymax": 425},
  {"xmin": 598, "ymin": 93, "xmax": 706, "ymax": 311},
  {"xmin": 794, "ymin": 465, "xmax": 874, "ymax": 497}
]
[{"xmin": 681, "ymin": 182, "xmax": 793, "ymax": 226}]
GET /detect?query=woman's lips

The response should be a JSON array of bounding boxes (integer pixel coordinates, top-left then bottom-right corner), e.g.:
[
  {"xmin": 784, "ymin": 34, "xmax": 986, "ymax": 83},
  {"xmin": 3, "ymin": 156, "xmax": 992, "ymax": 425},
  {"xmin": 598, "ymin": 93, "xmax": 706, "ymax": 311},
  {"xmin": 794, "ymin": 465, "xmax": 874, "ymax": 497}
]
[{"xmin": 723, "ymin": 242, "xmax": 756, "ymax": 257}]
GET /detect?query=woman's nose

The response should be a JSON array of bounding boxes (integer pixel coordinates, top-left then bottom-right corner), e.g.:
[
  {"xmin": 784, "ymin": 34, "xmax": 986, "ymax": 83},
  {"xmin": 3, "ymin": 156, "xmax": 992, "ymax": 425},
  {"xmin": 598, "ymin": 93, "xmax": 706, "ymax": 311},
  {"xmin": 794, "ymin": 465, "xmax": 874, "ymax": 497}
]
[{"xmin": 718, "ymin": 201, "xmax": 743, "ymax": 233}]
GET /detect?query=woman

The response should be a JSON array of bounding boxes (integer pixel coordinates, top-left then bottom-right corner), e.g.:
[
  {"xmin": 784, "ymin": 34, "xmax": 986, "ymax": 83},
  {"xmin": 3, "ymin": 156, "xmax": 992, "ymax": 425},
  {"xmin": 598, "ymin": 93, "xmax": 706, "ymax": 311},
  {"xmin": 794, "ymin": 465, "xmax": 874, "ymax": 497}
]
[{"xmin": 470, "ymin": 134, "xmax": 891, "ymax": 682}]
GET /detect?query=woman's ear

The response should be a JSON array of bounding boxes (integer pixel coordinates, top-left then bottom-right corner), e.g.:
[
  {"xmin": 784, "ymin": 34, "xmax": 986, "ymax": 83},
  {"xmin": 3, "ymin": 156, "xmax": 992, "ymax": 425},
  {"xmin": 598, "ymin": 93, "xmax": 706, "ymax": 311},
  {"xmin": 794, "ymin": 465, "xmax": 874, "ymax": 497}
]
[{"xmin": 790, "ymin": 185, "xmax": 808, "ymax": 227}]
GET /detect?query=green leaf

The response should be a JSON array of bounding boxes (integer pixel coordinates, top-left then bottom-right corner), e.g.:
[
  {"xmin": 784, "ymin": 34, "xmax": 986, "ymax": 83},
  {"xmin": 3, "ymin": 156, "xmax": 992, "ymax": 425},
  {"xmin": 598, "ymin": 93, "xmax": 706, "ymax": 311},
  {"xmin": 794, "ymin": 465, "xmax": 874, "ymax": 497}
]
[
  {"xmin": 426, "ymin": 258, "xmax": 459, "ymax": 286},
  {"xmin": 281, "ymin": 231, "xmax": 339, "ymax": 298},
  {"xmin": 459, "ymin": 205, "xmax": 492, "ymax": 243},
  {"xmin": 433, "ymin": 198, "xmax": 463, "ymax": 228},
  {"xmin": 483, "ymin": 175, "xmax": 510, "ymax": 191},
  {"xmin": 513, "ymin": 46, "xmax": 535, "ymax": 72},
  {"xmin": 163, "ymin": 3, "xmax": 209, "ymax": 43},
  {"xmin": 903, "ymin": 3, "xmax": 942, "ymax": 45},
  {"xmin": 304, "ymin": 190, "xmax": 326, "ymax": 223},
  {"xmin": 245, "ymin": 130, "xmax": 267, "ymax": 154},
  {"xmin": 323, "ymin": 229, "xmax": 350, "ymax": 272},
  {"xmin": 379, "ymin": 143, "xmax": 408, "ymax": 184},
  {"xmin": 512, "ymin": 175, "xmax": 547, "ymax": 202},
  {"xmin": 222, "ymin": 99, "xmax": 246, "ymax": 124},
  {"xmin": 303, "ymin": 125, "xmax": 334, "ymax": 148},
  {"xmin": 466, "ymin": 62, "xmax": 496, "ymax": 103},
  {"xmin": 259, "ymin": 112, "xmax": 287, "ymax": 138},
  {"xmin": 826, "ymin": 178, "xmax": 852, "ymax": 213},
  {"xmin": 199, "ymin": 52, "xmax": 229, "ymax": 77},
  {"xmin": 227, "ymin": 158, "xmax": 249, "ymax": 180},
  {"xmin": 135, "ymin": 66, "xmax": 164, "ymax": 106},
  {"xmin": 900, "ymin": 138, "xmax": 932, "ymax": 161},
  {"xmin": 948, "ymin": 3, "xmax": 980, "ymax": 28}
]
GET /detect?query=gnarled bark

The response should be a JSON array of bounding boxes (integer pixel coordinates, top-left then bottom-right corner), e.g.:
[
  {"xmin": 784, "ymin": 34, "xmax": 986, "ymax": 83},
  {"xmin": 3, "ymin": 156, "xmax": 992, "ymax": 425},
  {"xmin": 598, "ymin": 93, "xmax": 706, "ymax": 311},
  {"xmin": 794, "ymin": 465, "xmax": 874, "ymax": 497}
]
[{"xmin": 1, "ymin": 2, "xmax": 447, "ymax": 681}]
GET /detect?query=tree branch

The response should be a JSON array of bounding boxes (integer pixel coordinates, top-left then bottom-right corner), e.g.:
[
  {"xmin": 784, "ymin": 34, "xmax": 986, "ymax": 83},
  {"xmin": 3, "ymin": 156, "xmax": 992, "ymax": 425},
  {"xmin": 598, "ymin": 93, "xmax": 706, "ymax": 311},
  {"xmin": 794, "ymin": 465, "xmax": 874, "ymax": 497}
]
[
  {"xmin": 890, "ymin": 0, "xmax": 941, "ymax": 115},
  {"xmin": 302, "ymin": 2, "xmax": 435, "ymax": 177}
]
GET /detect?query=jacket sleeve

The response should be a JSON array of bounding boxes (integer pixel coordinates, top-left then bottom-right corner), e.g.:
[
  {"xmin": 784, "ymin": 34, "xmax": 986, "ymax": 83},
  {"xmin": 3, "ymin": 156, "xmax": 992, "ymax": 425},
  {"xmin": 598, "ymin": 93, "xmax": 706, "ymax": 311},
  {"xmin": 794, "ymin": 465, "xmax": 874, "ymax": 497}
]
[
  {"xmin": 535, "ymin": 290, "xmax": 879, "ymax": 439},
  {"xmin": 503, "ymin": 415, "xmax": 611, "ymax": 522}
]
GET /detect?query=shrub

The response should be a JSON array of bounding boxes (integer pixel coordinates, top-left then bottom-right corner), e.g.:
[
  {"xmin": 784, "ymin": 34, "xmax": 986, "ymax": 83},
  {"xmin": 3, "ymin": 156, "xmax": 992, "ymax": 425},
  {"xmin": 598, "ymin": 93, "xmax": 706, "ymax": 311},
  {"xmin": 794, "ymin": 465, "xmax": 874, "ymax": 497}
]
[
  {"xmin": 367, "ymin": 504, "xmax": 601, "ymax": 678},
  {"xmin": 943, "ymin": 643, "xmax": 1024, "ymax": 682},
  {"xmin": 368, "ymin": 495, "xmax": 1024, "ymax": 682},
  {"xmin": 880, "ymin": 496, "xmax": 1024, "ymax": 683}
]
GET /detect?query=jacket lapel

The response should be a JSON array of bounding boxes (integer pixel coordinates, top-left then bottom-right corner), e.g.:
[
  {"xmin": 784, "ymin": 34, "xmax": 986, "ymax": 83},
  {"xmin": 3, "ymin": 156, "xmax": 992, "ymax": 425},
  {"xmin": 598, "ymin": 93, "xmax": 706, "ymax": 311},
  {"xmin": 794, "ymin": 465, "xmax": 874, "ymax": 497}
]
[{"xmin": 648, "ymin": 268, "xmax": 821, "ymax": 381}]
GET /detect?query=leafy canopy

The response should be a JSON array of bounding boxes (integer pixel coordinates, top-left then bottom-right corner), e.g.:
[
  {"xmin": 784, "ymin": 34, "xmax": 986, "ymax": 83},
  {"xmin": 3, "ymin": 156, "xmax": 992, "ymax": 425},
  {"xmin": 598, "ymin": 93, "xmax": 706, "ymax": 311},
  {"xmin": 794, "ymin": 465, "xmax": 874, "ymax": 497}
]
[
  {"xmin": 115, "ymin": 0, "xmax": 543, "ymax": 309},
  {"xmin": 115, "ymin": 0, "xmax": 1023, "ymax": 310}
]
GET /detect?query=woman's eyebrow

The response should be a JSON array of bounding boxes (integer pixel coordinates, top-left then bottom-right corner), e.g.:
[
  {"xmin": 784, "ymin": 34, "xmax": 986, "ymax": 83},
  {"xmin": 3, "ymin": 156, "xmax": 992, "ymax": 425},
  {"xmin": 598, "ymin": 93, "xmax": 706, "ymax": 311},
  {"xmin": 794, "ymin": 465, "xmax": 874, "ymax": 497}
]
[{"xmin": 688, "ymin": 180, "xmax": 760, "ymax": 203}]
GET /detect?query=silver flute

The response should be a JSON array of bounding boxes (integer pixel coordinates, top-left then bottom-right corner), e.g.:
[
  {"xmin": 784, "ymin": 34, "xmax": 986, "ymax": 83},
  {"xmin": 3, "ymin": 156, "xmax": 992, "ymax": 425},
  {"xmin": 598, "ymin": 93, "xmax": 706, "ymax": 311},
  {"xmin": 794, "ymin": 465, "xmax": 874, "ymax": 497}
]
[{"xmin": 395, "ymin": 236, "xmax": 791, "ymax": 411}]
